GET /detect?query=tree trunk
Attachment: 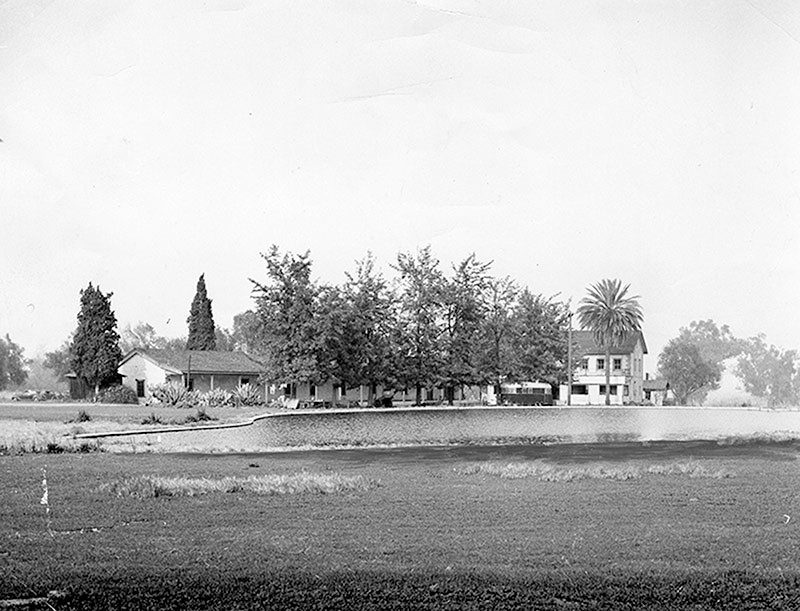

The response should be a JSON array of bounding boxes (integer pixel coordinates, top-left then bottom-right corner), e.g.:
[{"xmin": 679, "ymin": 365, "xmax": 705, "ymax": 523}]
[
  {"xmin": 415, "ymin": 383, "xmax": 422, "ymax": 406},
  {"xmin": 605, "ymin": 346, "xmax": 611, "ymax": 406}
]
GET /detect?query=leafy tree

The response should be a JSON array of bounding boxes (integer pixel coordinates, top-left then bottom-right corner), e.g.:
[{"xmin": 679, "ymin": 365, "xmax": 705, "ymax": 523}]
[
  {"xmin": 70, "ymin": 283, "xmax": 122, "ymax": 396},
  {"xmin": 678, "ymin": 320, "xmax": 742, "ymax": 368},
  {"xmin": 576, "ymin": 279, "xmax": 643, "ymax": 405},
  {"xmin": 120, "ymin": 322, "xmax": 164, "ymax": 353},
  {"xmin": 339, "ymin": 253, "xmax": 397, "ymax": 404},
  {"xmin": 186, "ymin": 274, "xmax": 216, "ymax": 350},
  {"xmin": 0, "ymin": 334, "xmax": 28, "ymax": 390},
  {"xmin": 161, "ymin": 336, "xmax": 189, "ymax": 351},
  {"xmin": 510, "ymin": 291, "xmax": 571, "ymax": 387},
  {"xmin": 393, "ymin": 247, "xmax": 446, "ymax": 405},
  {"xmin": 44, "ymin": 339, "xmax": 73, "ymax": 381},
  {"xmin": 440, "ymin": 255, "xmax": 492, "ymax": 403},
  {"xmin": 658, "ymin": 339, "xmax": 720, "ymax": 405},
  {"xmin": 16, "ymin": 358, "xmax": 65, "ymax": 392},
  {"xmin": 736, "ymin": 336, "xmax": 799, "ymax": 407},
  {"xmin": 250, "ymin": 246, "xmax": 321, "ymax": 386},
  {"xmin": 478, "ymin": 276, "xmax": 518, "ymax": 394},
  {"xmin": 214, "ymin": 327, "xmax": 234, "ymax": 351},
  {"xmin": 231, "ymin": 310, "xmax": 262, "ymax": 353},
  {"xmin": 660, "ymin": 320, "xmax": 742, "ymax": 405}
]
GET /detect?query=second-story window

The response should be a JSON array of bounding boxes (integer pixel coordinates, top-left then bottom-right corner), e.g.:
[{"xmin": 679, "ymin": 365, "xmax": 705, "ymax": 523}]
[
  {"xmin": 596, "ymin": 358, "xmax": 605, "ymax": 371},
  {"xmin": 613, "ymin": 358, "xmax": 622, "ymax": 371},
  {"xmin": 581, "ymin": 358, "xmax": 589, "ymax": 369}
]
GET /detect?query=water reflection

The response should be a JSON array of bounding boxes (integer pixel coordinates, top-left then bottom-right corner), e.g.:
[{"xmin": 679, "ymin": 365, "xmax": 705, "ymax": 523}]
[{"xmin": 245, "ymin": 407, "xmax": 800, "ymax": 449}]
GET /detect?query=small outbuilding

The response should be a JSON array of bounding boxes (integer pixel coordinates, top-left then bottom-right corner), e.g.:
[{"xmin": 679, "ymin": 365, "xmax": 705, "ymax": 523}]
[{"xmin": 117, "ymin": 349, "xmax": 265, "ymax": 401}]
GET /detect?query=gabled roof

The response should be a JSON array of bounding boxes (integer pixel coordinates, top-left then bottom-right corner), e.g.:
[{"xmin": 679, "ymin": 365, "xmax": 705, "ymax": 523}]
[
  {"xmin": 573, "ymin": 330, "xmax": 648, "ymax": 356},
  {"xmin": 119, "ymin": 349, "xmax": 264, "ymax": 375}
]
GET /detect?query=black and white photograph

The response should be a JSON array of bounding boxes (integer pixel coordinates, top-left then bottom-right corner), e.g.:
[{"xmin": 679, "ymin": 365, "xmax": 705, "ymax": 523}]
[{"xmin": 1, "ymin": 1, "xmax": 799, "ymax": 608}]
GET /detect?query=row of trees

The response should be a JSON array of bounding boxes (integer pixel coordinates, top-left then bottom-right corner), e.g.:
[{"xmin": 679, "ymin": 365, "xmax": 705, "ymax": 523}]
[
  {"xmin": 247, "ymin": 246, "xmax": 634, "ymax": 405},
  {"xmin": 657, "ymin": 320, "xmax": 800, "ymax": 407},
  {"xmin": 42, "ymin": 245, "xmax": 648, "ymax": 406}
]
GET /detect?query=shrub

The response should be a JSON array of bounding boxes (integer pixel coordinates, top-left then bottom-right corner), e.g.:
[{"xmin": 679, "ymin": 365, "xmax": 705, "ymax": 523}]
[
  {"xmin": 183, "ymin": 408, "xmax": 217, "ymax": 424},
  {"xmin": 199, "ymin": 388, "xmax": 233, "ymax": 407},
  {"xmin": 149, "ymin": 382, "xmax": 200, "ymax": 407},
  {"xmin": 141, "ymin": 412, "xmax": 164, "ymax": 425},
  {"xmin": 74, "ymin": 410, "xmax": 92, "ymax": 423},
  {"xmin": 100, "ymin": 384, "xmax": 139, "ymax": 404},
  {"xmin": 232, "ymin": 383, "xmax": 263, "ymax": 406}
]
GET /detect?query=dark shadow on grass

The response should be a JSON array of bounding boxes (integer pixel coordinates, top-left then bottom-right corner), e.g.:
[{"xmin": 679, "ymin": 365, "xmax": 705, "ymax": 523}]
[
  {"xmin": 51, "ymin": 569, "xmax": 800, "ymax": 611},
  {"xmin": 182, "ymin": 439, "xmax": 800, "ymax": 467}
]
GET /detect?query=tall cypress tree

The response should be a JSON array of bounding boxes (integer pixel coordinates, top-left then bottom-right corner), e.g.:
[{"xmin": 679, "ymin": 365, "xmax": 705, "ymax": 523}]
[
  {"xmin": 70, "ymin": 283, "xmax": 122, "ymax": 396},
  {"xmin": 186, "ymin": 274, "xmax": 216, "ymax": 350}
]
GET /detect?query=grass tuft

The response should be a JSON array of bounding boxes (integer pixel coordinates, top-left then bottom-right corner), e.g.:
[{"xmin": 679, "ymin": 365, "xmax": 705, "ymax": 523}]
[
  {"xmin": 457, "ymin": 460, "xmax": 733, "ymax": 481},
  {"xmin": 140, "ymin": 412, "xmax": 164, "ymax": 425},
  {"xmin": 72, "ymin": 409, "xmax": 92, "ymax": 423},
  {"xmin": 100, "ymin": 472, "xmax": 380, "ymax": 498}
]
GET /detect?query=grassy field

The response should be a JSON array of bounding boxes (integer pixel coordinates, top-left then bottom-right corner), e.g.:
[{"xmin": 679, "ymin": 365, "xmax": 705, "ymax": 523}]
[{"xmin": 2, "ymin": 441, "xmax": 800, "ymax": 609}]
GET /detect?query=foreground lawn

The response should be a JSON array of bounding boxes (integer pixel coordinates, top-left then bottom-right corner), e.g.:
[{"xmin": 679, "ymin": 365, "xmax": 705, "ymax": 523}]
[{"xmin": 1, "ymin": 442, "xmax": 800, "ymax": 609}]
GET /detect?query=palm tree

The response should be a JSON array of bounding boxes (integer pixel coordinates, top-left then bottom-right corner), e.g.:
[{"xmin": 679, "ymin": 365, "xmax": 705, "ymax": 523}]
[{"xmin": 576, "ymin": 279, "xmax": 643, "ymax": 406}]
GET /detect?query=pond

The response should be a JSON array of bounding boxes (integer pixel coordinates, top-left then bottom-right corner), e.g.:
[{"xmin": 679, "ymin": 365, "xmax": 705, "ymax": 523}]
[{"xmin": 130, "ymin": 406, "xmax": 800, "ymax": 453}]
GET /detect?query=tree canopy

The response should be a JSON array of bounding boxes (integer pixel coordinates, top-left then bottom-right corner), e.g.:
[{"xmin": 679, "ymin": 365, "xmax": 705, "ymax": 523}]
[
  {"xmin": 0, "ymin": 334, "xmax": 28, "ymax": 390},
  {"xmin": 393, "ymin": 247, "xmax": 447, "ymax": 405},
  {"xmin": 658, "ymin": 339, "xmax": 719, "ymax": 405},
  {"xmin": 658, "ymin": 320, "xmax": 742, "ymax": 405},
  {"xmin": 69, "ymin": 283, "xmax": 122, "ymax": 395},
  {"xmin": 250, "ymin": 246, "xmax": 321, "ymax": 385},
  {"xmin": 576, "ymin": 279, "xmax": 643, "ymax": 405},
  {"xmin": 186, "ymin": 274, "xmax": 217, "ymax": 350},
  {"xmin": 736, "ymin": 336, "xmax": 799, "ymax": 407},
  {"xmin": 247, "ymin": 245, "xmax": 575, "ymax": 405}
]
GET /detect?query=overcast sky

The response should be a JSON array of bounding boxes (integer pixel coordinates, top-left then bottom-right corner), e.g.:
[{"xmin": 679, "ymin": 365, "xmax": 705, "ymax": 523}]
[{"xmin": 1, "ymin": 0, "xmax": 799, "ymax": 372}]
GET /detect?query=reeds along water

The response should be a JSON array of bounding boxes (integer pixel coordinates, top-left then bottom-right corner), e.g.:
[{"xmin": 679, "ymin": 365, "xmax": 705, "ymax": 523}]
[{"xmin": 143, "ymin": 407, "xmax": 800, "ymax": 453}]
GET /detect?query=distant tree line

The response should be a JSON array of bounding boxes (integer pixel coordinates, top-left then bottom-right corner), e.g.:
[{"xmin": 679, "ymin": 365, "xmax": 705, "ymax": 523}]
[{"xmin": 658, "ymin": 320, "xmax": 800, "ymax": 407}]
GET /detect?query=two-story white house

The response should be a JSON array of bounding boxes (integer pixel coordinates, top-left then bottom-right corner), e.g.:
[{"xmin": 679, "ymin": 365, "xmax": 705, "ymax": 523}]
[{"xmin": 562, "ymin": 330, "xmax": 648, "ymax": 405}]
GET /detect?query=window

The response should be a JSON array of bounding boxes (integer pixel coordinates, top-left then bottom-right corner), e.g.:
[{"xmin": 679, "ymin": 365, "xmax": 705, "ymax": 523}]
[
  {"xmin": 426, "ymin": 387, "xmax": 435, "ymax": 401},
  {"xmin": 571, "ymin": 384, "xmax": 588, "ymax": 395},
  {"xmin": 623, "ymin": 385, "xmax": 629, "ymax": 396},
  {"xmin": 581, "ymin": 358, "xmax": 589, "ymax": 370},
  {"xmin": 136, "ymin": 379, "xmax": 145, "ymax": 398},
  {"xmin": 596, "ymin": 358, "xmax": 605, "ymax": 371},
  {"xmin": 240, "ymin": 377, "xmax": 250, "ymax": 386},
  {"xmin": 613, "ymin": 358, "xmax": 622, "ymax": 371},
  {"xmin": 599, "ymin": 385, "xmax": 618, "ymax": 395}
]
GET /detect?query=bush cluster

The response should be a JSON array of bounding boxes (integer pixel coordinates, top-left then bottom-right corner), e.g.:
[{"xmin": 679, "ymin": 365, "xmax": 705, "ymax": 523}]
[
  {"xmin": 147, "ymin": 382, "xmax": 264, "ymax": 408},
  {"xmin": 99, "ymin": 384, "xmax": 139, "ymax": 404},
  {"xmin": 232, "ymin": 383, "xmax": 263, "ymax": 406}
]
